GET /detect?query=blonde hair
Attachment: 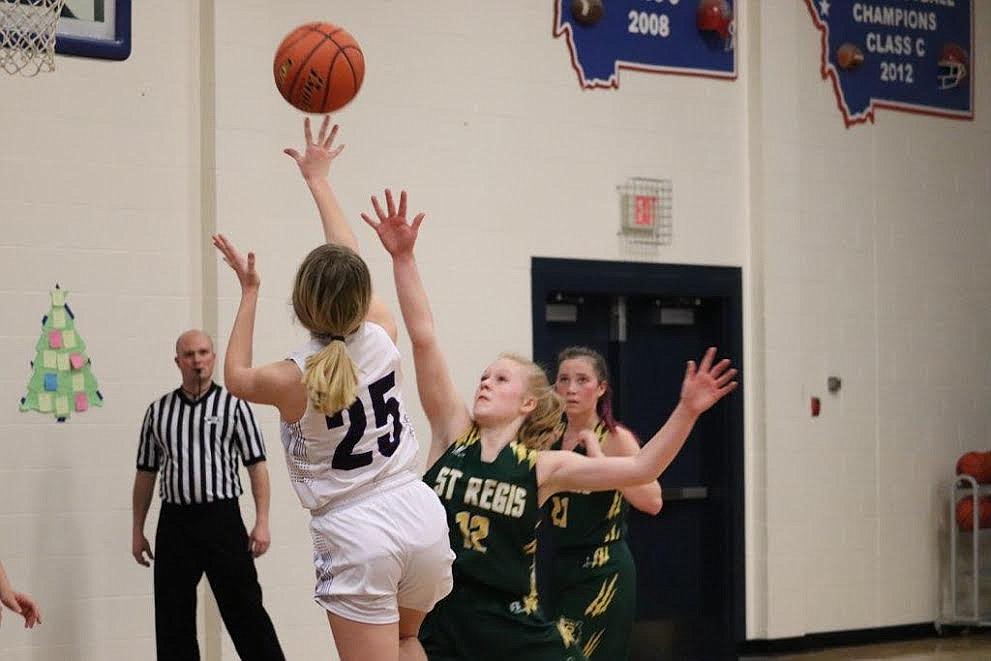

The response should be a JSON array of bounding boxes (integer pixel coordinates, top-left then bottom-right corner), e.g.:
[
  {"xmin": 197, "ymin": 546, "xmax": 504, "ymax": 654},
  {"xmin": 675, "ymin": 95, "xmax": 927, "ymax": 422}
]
[
  {"xmin": 292, "ymin": 244, "xmax": 372, "ymax": 414},
  {"xmin": 500, "ymin": 353, "xmax": 564, "ymax": 451}
]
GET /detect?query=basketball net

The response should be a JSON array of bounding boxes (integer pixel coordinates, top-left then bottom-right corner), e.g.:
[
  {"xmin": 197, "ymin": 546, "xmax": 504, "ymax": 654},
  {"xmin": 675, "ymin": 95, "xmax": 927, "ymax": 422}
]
[{"xmin": 0, "ymin": 0, "xmax": 66, "ymax": 75}]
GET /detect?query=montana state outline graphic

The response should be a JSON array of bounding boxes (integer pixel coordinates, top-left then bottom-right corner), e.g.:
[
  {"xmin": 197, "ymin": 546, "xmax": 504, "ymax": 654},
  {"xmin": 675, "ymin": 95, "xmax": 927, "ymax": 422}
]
[
  {"xmin": 803, "ymin": 0, "xmax": 972, "ymax": 126},
  {"xmin": 553, "ymin": 0, "xmax": 736, "ymax": 89}
]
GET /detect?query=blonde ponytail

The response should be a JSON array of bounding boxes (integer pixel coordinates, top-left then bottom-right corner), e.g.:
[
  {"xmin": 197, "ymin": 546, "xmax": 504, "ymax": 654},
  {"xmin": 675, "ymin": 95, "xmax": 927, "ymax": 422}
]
[
  {"xmin": 501, "ymin": 353, "xmax": 565, "ymax": 451},
  {"xmin": 291, "ymin": 244, "xmax": 372, "ymax": 414},
  {"xmin": 303, "ymin": 340, "xmax": 359, "ymax": 414}
]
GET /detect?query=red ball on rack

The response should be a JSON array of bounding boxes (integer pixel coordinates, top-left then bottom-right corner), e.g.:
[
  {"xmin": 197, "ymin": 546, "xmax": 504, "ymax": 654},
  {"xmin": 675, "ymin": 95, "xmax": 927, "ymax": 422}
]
[
  {"xmin": 956, "ymin": 495, "xmax": 991, "ymax": 531},
  {"xmin": 956, "ymin": 451, "xmax": 991, "ymax": 484}
]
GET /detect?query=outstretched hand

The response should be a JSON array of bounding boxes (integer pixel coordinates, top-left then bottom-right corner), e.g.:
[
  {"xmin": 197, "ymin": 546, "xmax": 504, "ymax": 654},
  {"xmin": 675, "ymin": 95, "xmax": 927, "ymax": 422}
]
[
  {"xmin": 679, "ymin": 347, "xmax": 737, "ymax": 416},
  {"xmin": 361, "ymin": 189, "xmax": 425, "ymax": 258},
  {"xmin": 212, "ymin": 234, "xmax": 260, "ymax": 292},
  {"xmin": 0, "ymin": 589, "xmax": 41, "ymax": 629},
  {"xmin": 284, "ymin": 115, "xmax": 345, "ymax": 182}
]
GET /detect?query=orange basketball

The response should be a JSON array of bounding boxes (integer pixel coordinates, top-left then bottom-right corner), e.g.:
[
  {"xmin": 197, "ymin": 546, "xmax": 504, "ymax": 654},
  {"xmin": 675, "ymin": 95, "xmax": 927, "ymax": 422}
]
[
  {"xmin": 956, "ymin": 451, "xmax": 991, "ymax": 484},
  {"xmin": 273, "ymin": 22, "xmax": 365, "ymax": 114},
  {"xmin": 956, "ymin": 496, "xmax": 991, "ymax": 531}
]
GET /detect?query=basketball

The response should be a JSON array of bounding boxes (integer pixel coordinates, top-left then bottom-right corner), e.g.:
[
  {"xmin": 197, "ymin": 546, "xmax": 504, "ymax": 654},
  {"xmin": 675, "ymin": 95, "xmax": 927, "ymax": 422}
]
[
  {"xmin": 955, "ymin": 495, "xmax": 991, "ymax": 531},
  {"xmin": 956, "ymin": 451, "xmax": 991, "ymax": 484},
  {"xmin": 273, "ymin": 22, "xmax": 365, "ymax": 114}
]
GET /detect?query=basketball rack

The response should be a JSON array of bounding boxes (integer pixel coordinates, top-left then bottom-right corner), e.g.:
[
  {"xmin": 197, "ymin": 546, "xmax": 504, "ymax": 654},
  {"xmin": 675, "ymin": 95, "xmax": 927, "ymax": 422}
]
[
  {"xmin": 938, "ymin": 474, "xmax": 991, "ymax": 631},
  {"xmin": 0, "ymin": 0, "xmax": 65, "ymax": 75}
]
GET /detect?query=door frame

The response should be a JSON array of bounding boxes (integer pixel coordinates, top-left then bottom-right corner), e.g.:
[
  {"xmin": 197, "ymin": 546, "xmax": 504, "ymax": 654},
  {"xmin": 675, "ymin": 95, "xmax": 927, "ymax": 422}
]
[{"xmin": 531, "ymin": 256, "xmax": 746, "ymax": 646}]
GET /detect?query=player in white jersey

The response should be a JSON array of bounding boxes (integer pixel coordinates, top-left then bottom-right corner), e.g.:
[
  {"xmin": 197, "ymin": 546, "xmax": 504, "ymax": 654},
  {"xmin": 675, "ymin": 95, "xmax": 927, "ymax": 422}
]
[
  {"xmin": 212, "ymin": 117, "xmax": 453, "ymax": 661},
  {"xmin": 282, "ymin": 322, "xmax": 420, "ymax": 510}
]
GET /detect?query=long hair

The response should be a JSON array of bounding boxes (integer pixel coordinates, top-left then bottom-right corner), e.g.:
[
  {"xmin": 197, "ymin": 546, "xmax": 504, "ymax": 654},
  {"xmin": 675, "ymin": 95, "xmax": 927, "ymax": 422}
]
[
  {"xmin": 500, "ymin": 353, "xmax": 564, "ymax": 451},
  {"xmin": 292, "ymin": 244, "xmax": 372, "ymax": 414},
  {"xmin": 556, "ymin": 346, "xmax": 618, "ymax": 433}
]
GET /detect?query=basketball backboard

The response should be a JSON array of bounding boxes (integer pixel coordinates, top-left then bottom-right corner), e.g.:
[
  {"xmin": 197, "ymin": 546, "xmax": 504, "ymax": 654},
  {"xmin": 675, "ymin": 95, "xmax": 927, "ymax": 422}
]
[{"xmin": 56, "ymin": 0, "xmax": 129, "ymax": 60}]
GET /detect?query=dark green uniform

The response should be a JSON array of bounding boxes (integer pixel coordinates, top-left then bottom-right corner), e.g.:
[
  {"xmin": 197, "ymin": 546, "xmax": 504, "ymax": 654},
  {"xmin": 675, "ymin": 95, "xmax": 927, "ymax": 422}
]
[
  {"xmin": 420, "ymin": 425, "xmax": 586, "ymax": 661},
  {"xmin": 539, "ymin": 422, "xmax": 637, "ymax": 660}
]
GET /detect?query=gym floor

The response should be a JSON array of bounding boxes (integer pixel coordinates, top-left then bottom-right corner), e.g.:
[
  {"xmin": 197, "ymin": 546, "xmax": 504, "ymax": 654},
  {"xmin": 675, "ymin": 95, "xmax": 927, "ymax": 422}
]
[{"xmin": 747, "ymin": 631, "xmax": 991, "ymax": 660}]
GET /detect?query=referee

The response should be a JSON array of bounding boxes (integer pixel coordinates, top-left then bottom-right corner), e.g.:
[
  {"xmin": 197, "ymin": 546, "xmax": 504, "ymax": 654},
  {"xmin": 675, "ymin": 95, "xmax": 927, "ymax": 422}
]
[{"xmin": 131, "ymin": 329, "xmax": 285, "ymax": 661}]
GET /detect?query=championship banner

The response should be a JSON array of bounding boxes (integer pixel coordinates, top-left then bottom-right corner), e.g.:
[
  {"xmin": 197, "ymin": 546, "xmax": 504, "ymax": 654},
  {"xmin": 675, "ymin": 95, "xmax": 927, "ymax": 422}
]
[
  {"xmin": 553, "ymin": 0, "xmax": 737, "ymax": 89},
  {"xmin": 804, "ymin": 0, "xmax": 973, "ymax": 126}
]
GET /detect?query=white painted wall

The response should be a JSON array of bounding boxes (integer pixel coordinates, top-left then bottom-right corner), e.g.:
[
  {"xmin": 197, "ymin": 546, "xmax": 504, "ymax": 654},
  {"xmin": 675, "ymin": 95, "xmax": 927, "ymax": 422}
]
[
  {"xmin": 0, "ymin": 1, "xmax": 987, "ymax": 658},
  {"xmin": 0, "ymin": 3, "xmax": 202, "ymax": 659},
  {"xmin": 751, "ymin": 0, "xmax": 991, "ymax": 640}
]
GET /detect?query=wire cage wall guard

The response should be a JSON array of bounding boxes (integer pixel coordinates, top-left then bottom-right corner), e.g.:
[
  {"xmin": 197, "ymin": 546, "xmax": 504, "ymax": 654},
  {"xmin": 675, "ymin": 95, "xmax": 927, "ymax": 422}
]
[{"xmin": 617, "ymin": 177, "xmax": 672, "ymax": 259}]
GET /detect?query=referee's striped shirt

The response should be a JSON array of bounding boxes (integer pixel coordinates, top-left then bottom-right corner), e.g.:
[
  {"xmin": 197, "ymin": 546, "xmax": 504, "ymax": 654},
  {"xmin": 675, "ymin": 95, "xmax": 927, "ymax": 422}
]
[{"xmin": 136, "ymin": 383, "xmax": 267, "ymax": 505}]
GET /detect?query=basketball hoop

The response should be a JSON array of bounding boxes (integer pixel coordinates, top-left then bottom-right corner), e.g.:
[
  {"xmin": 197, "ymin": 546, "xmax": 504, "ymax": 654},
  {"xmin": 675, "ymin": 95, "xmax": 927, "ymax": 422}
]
[{"xmin": 1, "ymin": 0, "xmax": 66, "ymax": 75}]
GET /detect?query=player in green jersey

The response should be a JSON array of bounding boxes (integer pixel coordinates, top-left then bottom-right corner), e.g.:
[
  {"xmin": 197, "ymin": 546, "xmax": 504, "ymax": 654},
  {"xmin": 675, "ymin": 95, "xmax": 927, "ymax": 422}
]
[
  {"xmin": 362, "ymin": 192, "xmax": 737, "ymax": 661},
  {"xmin": 541, "ymin": 347, "xmax": 664, "ymax": 660}
]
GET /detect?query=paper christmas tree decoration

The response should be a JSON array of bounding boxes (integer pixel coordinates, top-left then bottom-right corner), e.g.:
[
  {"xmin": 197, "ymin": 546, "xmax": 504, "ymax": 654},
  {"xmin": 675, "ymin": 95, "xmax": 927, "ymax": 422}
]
[{"xmin": 20, "ymin": 285, "xmax": 104, "ymax": 422}]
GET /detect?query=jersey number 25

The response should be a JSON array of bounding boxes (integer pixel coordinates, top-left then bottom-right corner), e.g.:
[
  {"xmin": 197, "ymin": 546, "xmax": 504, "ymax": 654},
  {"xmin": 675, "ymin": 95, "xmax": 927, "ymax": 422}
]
[{"xmin": 325, "ymin": 371, "xmax": 403, "ymax": 470}]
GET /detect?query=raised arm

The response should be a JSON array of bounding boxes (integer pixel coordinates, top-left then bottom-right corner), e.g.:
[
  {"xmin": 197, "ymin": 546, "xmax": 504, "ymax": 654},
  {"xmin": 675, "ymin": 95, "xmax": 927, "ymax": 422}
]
[
  {"xmin": 212, "ymin": 234, "xmax": 304, "ymax": 419},
  {"xmin": 362, "ymin": 190, "xmax": 471, "ymax": 467},
  {"xmin": 537, "ymin": 348, "xmax": 737, "ymax": 502},
  {"xmin": 284, "ymin": 116, "xmax": 352, "ymax": 248},
  {"xmin": 608, "ymin": 427, "xmax": 663, "ymax": 515},
  {"xmin": 285, "ymin": 116, "xmax": 396, "ymax": 341}
]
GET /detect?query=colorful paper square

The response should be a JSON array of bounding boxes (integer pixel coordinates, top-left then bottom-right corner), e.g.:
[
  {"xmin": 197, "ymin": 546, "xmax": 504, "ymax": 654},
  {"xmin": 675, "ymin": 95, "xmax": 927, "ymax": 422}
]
[
  {"xmin": 48, "ymin": 330, "xmax": 63, "ymax": 349},
  {"xmin": 44, "ymin": 373, "xmax": 58, "ymax": 391},
  {"xmin": 42, "ymin": 351, "xmax": 57, "ymax": 369},
  {"xmin": 72, "ymin": 373, "xmax": 85, "ymax": 391},
  {"xmin": 50, "ymin": 289, "xmax": 65, "ymax": 307},
  {"xmin": 70, "ymin": 353, "xmax": 85, "ymax": 369},
  {"xmin": 74, "ymin": 392, "xmax": 88, "ymax": 412},
  {"xmin": 57, "ymin": 353, "xmax": 70, "ymax": 371},
  {"xmin": 55, "ymin": 395, "xmax": 69, "ymax": 416},
  {"xmin": 37, "ymin": 393, "xmax": 53, "ymax": 412},
  {"xmin": 52, "ymin": 308, "xmax": 67, "ymax": 329},
  {"xmin": 62, "ymin": 330, "xmax": 77, "ymax": 348}
]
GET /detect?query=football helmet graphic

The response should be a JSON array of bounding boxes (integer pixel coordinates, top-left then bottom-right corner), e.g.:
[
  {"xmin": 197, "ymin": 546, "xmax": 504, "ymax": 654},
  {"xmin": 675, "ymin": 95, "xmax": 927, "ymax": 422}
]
[
  {"xmin": 697, "ymin": 0, "xmax": 734, "ymax": 50},
  {"xmin": 937, "ymin": 43, "xmax": 968, "ymax": 90}
]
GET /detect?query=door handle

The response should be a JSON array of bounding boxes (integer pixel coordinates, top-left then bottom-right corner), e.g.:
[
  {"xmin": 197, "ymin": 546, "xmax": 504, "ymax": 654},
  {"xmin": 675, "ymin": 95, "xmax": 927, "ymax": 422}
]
[{"xmin": 662, "ymin": 486, "xmax": 708, "ymax": 501}]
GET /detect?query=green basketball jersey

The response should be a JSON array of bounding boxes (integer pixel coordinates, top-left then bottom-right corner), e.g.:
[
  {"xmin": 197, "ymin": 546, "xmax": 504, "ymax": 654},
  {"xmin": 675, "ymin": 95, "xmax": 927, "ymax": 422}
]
[
  {"xmin": 540, "ymin": 422, "xmax": 637, "ymax": 660},
  {"xmin": 547, "ymin": 422, "xmax": 628, "ymax": 560},
  {"xmin": 424, "ymin": 425, "xmax": 541, "ymax": 609}
]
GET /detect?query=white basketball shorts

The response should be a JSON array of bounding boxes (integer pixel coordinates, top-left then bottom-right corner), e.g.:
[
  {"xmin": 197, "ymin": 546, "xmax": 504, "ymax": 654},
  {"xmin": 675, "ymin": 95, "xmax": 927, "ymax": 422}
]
[{"xmin": 309, "ymin": 474, "xmax": 455, "ymax": 624}]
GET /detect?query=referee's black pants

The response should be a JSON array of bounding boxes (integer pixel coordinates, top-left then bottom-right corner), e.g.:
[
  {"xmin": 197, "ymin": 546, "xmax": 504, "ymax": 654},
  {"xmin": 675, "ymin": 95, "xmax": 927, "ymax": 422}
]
[{"xmin": 154, "ymin": 498, "xmax": 285, "ymax": 661}]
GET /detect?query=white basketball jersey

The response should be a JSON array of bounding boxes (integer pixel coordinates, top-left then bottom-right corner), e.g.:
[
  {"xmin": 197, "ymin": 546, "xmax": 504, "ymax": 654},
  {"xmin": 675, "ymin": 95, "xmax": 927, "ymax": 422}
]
[{"xmin": 281, "ymin": 322, "xmax": 419, "ymax": 512}]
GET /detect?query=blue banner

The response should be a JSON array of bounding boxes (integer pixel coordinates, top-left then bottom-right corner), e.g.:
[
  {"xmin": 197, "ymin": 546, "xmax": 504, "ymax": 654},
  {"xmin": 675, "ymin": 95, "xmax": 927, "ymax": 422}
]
[
  {"xmin": 804, "ymin": 0, "xmax": 973, "ymax": 125},
  {"xmin": 553, "ymin": 0, "xmax": 736, "ymax": 88}
]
